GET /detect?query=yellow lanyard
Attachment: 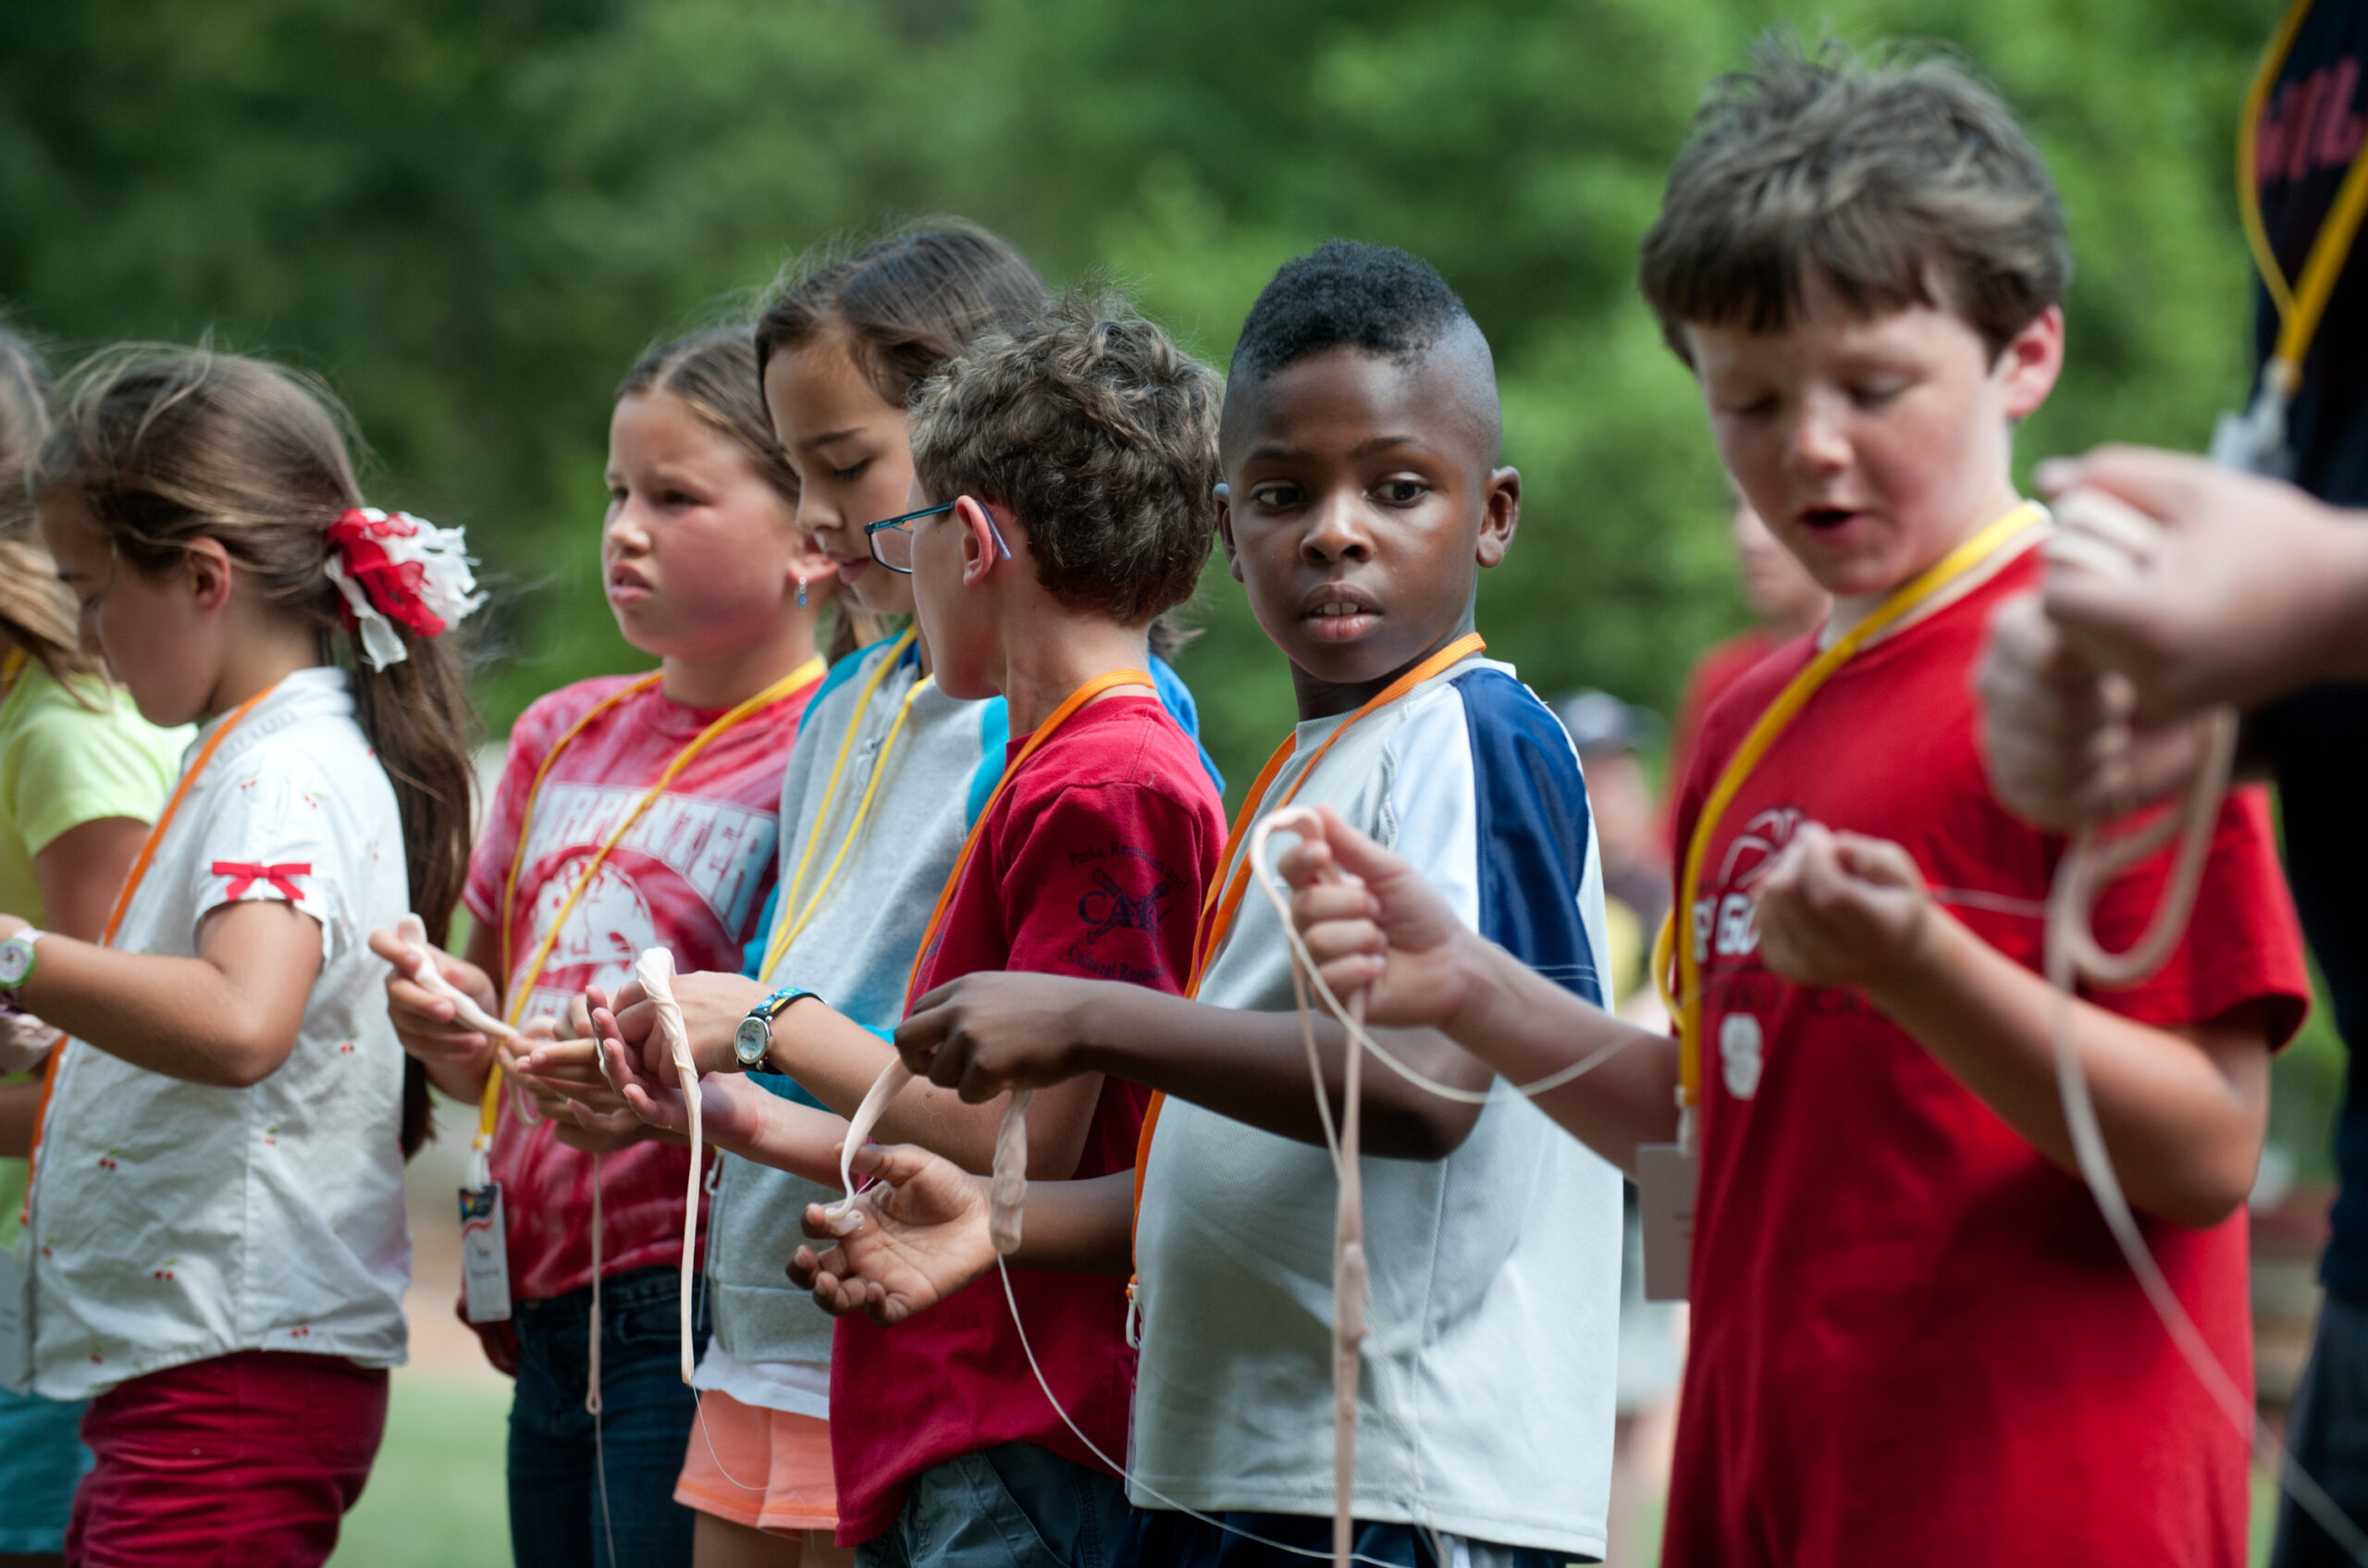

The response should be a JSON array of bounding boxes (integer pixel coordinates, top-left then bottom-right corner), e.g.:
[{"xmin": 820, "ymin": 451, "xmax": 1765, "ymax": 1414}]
[
  {"xmin": 758, "ymin": 629, "xmax": 926, "ymax": 982},
  {"xmin": 1661, "ymin": 503, "xmax": 2045, "ymax": 1111},
  {"xmin": 2238, "ymin": 0, "xmax": 2368, "ymax": 397},
  {"xmin": 26, "ymin": 678, "xmax": 281, "ymax": 1211},
  {"xmin": 901, "ymin": 667, "xmax": 1156, "ymax": 1012},
  {"xmin": 476, "ymin": 657, "xmax": 826, "ymax": 1147}
]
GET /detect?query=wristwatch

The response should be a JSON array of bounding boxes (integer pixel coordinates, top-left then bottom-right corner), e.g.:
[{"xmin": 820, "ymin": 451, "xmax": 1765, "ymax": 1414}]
[
  {"xmin": 734, "ymin": 986, "xmax": 820, "ymax": 1071},
  {"xmin": 0, "ymin": 929, "xmax": 46, "ymax": 992}
]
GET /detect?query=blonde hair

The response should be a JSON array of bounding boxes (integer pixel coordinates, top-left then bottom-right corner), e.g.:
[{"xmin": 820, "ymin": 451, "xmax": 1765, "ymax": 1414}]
[{"xmin": 0, "ymin": 328, "xmax": 100, "ymax": 686}]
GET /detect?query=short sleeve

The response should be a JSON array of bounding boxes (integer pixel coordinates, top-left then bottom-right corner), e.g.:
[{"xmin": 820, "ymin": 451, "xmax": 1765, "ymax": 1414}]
[
  {"xmin": 188, "ymin": 754, "xmax": 342, "ymax": 953},
  {"xmin": 997, "ymin": 781, "xmax": 1213, "ymax": 998},
  {"xmin": 6, "ymin": 685, "xmax": 181, "ymax": 855},
  {"xmin": 2084, "ymin": 784, "xmax": 2312, "ymax": 1045}
]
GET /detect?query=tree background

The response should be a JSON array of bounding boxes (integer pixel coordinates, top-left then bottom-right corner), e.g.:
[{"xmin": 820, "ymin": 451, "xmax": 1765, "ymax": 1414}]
[
  {"xmin": 1, "ymin": 0, "xmax": 2334, "ymax": 1139},
  {"xmin": 0, "ymin": 2, "xmax": 2334, "ymax": 1554}
]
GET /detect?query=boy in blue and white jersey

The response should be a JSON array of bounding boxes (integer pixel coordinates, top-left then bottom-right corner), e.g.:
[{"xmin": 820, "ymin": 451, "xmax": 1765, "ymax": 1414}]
[{"xmin": 792, "ymin": 241, "xmax": 1624, "ymax": 1568}]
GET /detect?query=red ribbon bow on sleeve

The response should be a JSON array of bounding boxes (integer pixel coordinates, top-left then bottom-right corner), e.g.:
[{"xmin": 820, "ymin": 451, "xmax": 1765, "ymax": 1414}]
[{"xmin": 210, "ymin": 862, "xmax": 313, "ymax": 902}]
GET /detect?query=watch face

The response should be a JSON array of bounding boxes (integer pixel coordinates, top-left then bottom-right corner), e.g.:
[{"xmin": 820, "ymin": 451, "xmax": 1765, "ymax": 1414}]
[
  {"xmin": 0, "ymin": 938, "xmax": 30, "ymax": 988},
  {"xmin": 734, "ymin": 1015, "xmax": 771, "ymax": 1068}
]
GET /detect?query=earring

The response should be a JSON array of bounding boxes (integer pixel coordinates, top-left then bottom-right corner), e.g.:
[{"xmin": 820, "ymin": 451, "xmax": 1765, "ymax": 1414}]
[{"xmin": 796, "ymin": 577, "xmax": 808, "ymax": 609}]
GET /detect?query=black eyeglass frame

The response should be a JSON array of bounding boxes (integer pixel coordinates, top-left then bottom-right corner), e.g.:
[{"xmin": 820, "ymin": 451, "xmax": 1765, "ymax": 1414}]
[{"xmin": 862, "ymin": 500, "xmax": 1011, "ymax": 574}]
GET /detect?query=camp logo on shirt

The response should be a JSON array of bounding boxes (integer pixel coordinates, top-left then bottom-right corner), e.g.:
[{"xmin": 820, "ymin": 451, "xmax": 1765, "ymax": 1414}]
[
  {"xmin": 511, "ymin": 780, "xmax": 777, "ymax": 1021},
  {"xmin": 1688, "ymin": 805, "xmax": 1808, "ymax": 964}
]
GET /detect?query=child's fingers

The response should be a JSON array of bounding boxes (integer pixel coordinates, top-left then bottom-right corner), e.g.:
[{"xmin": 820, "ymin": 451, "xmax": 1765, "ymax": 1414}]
[
  {"xmin": 1291, "ymin": 881, "xmax": 1379, "ymax": 932},
  {"xmin": 1276, "ymin": 833, "xmax": 1336, "ymax": 890},
  {"xmin": 1832, "ymin": 833, "xmax": 1925, "ymax": 891},
  {"xmin": 1298, "ymin": 914, "xmax": 1386, "ymax": 968}
]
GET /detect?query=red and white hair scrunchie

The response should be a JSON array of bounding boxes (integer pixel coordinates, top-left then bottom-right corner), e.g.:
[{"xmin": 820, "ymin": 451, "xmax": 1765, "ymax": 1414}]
[{"xmin": 324, "ymin": 508, "xmax": 487, "ymax": 671}]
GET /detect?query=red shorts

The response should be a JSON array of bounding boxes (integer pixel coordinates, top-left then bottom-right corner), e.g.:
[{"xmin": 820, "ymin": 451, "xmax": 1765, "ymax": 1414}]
[{"xmin": 68, "ymin": 1350, "xmax": 389, "ymax": 1568}]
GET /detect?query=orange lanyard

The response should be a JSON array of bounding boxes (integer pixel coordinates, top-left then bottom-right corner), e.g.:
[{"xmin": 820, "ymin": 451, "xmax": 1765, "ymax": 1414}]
[
  {"xmin": 1130, "ymin": 633, "xmax": 1486, "ymax": 1232},
  {"xmin": 22, "ymin": 679, "xmax": 281, "ymax": 1212},
  {"xmin": 478, "ymin": 659, "xmax": 824, "ymax": 1147},
  {"xmin": 901, "ymin": 668, "xmax": 1156, "ymax": 1012}
]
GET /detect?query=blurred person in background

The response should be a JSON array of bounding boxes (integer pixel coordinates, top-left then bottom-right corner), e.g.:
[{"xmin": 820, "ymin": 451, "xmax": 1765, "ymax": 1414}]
[
  {"xmin": 1553, "ymin": 689, "xmax": 1679, "ymax": 1568},
  {"xmin": 1667, "ymin": 497, "xmax": 1827, "ymax": 799}
]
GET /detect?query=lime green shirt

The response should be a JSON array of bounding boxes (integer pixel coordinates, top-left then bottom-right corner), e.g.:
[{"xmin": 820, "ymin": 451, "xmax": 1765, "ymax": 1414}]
[{"xmin": 0, "ymin": 660, "xmax": 189, "ymax": 1247}]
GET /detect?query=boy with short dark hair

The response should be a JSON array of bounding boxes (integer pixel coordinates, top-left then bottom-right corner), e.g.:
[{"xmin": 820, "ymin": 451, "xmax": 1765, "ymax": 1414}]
[
  {"xmin": 795, "ymin": 241, "xmax": 1626, "ymax": 1568},
  {"xmin": 1278, "ymin": 42, "xmax": 2312, "ymax": 1568}
]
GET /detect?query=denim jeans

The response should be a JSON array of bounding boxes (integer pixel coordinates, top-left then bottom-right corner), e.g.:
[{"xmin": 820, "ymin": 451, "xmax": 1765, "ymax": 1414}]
[
  {"xmin": 509, "ymin": 1264, "xmax": 711, "ymax": 1568},
  {"xmin": 1117, "ymin": 1511, "xmax": 1585, "ymax": 1568},
  {"xmin": 858, "ymin": 1443, "xmax": 1135, "ymax": 1568},
  {"xmin": 0, "ymin": 1383, "xmax": 90, "ymax": 1554}
]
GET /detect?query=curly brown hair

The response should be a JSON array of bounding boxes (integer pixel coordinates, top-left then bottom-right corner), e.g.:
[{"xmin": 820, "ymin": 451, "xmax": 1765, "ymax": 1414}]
[
  {"xmin": 1638, "ymin": 36, "xmax": 2069, "ymax": 362},
  {"xmin": 908, "ymin": 293, "xmax": 1221, "ymax": 626}
]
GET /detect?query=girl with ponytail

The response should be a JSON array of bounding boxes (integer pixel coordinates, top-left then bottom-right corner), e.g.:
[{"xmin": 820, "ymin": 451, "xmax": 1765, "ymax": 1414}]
[{"xmin": 9, "ymin": 345, "xmax": 477, "ymax": 1564}]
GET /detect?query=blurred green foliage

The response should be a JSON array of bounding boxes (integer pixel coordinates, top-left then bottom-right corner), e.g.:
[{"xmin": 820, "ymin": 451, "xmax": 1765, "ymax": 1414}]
[{"xmin": 0, "ymin": 0, "xmax": 2281, "ymax": 795}]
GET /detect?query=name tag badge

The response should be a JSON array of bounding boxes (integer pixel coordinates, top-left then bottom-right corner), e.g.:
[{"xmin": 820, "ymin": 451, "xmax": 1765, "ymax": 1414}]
[
  {"xmin": 1635, "ymin": 1142, "xmax": 1696, "ymax": 1303},
  {"xmin": 0, "ymin": 1238, "xmax": 31, "ymax": 1393},
  {"xmin": 460, "ymin": 1183, "xmax": 512, "ymax": 1324},
  {"xmin": 2211, "ymin": 379, "xmax": 2294, "ymax": 480}
]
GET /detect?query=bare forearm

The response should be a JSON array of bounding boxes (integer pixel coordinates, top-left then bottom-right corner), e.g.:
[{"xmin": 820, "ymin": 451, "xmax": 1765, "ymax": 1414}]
[
  {"xmin": 768, "ymin": 1003, "xmax": 1092, "ymax": 1177},
  {"xmin": 18, "ymin": 942, "xmax": 301, "ymax": 1088},
  {"xmin": 1439, "ymin": 930, "xmax": 1680, "ymax": 1175},
  {"xmin": 1865, "ymin": 912, "xmax": 2266, "ymax": 1227},
  {"xmin": 1070, "ymin": 984, "xmax": 1487, "ymax": 1158},
  {"xmin": 702, "ymin": 1082, "xmax": 849, "ymax": 1187},
  {"xmin": 1007, "ymin": 1169, "xmax": 1134, "ymax": 1274},
  {"xmin": 0, "ymin": 1080, "xmax": 38, "ymax": 1157}
]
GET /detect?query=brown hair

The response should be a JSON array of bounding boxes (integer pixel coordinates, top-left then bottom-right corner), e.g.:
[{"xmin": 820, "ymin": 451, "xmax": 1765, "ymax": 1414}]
[
  {"xmin": 0, "ymin": 329, "xmax": 101, "ymax": 688},
  {"xmin": 36, "ymin": 346, "xmax": 475, "ymax": 1157},
  {"xmin": 909, "ymin": 292, "xmax": 1222, "ymax": 625},
  {"xmin": 1637, "ymin": 37, "xmax": 2070, "ymax": 362},
  {"xmin": 755, "ymin": 220, "xmax": 1051, "ymax": 412},
  {"xmin": 619, "ymin": 326, "xmax": 879, "ymax": 659}
]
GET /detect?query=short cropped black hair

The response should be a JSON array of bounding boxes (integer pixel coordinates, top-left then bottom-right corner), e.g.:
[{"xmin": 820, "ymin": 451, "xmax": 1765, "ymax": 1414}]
[{"xmin": 1229, "ymin": 241, "xmax": 1475, "ymax": 382}]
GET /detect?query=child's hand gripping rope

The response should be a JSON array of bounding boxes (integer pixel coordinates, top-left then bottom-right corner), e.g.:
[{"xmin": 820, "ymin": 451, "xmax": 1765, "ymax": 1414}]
[
  {"xmin": 819, "ymin": 1060, "xmax": 1034, "ymax": 1257},
  {"xmin": 382, "ymin": 914, "xmax": 523, "ymax": 1047},
  {"xmin": 1995, "ymin": 487, "xmax": 2368, "ymax": 1562}
]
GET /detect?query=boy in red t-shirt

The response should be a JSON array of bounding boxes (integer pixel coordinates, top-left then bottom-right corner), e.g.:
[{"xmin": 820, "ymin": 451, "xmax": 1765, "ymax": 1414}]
[
  {"xmin": 586, "ymin": 294, "xmax": 1227, "ymax": 1566},
  {"xmin": 1275, "ymin": 42, "xmax": 2312, "ymax": 1568}
]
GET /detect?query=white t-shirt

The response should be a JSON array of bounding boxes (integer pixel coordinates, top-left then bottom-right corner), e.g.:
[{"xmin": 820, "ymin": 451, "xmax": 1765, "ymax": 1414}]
[
  {"xmin": 30, "ymin": 668, "xmax": 413, "ymax": 1399},
  {"xmin": 1131, "ymin": 661, "xmax": 1622, "ymax": 1560}
]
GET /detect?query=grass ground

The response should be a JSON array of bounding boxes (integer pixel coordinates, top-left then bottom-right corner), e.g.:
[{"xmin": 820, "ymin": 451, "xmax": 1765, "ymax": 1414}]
[{"xmin": 328, "ymin": 1367, "xmax": 512, "ymax": 1568}]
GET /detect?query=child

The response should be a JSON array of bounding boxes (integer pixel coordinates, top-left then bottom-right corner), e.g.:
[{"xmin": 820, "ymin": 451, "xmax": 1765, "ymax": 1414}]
[
  {"xmin": 789, "ymin": 241, "xmax": 1625, "ymax": 1568},
  {"xmin": 574, "ymin": 291, "xmax": 1227, "ymax": 1568},
  {"xmin": 13, "ymin": 346, "xmax": 479, "ymax": 1565},
  {"xmin": 517, "ymin": 225, "xmax": 1224, "ymax": 1568},
  {"xmin": 1280, "ymin": 43, "xmax": 2311, "ymax": 1568},
  {"xmin": 0, "ymin": 329, "xmax": 189, "ymax": 1568},
  {"xmin": 370, "ymin": 325, "xmax": 839, "ymax": 1568}
]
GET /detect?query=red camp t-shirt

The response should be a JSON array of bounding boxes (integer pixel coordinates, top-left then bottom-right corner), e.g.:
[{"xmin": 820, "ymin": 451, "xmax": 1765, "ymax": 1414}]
[
  {"xmin": 830, "ymin": 695, "xmax": 1224, "ymax": 1545},
  {"xmin": 1663, "ymin": 546, "xmax": 2310, "ymax": 1567},
  {"xmin": 461, "ymin": 672, "xmax": 817, "ymax": 1324}
]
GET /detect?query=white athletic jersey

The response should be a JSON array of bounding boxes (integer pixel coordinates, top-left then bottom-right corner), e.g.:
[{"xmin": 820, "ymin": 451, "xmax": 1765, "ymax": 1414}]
[
  {"xmin": 31, "ymin": 668, "xmax": 412, "ymax": 1398},
  {"xmin": 1131, "ymin": 659, "xmax": 1622, "ymax": 1559}
]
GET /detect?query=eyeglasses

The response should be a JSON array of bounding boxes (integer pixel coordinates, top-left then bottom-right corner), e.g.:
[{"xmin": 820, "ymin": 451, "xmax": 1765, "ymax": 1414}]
[{"xmin": 862, "ymin": 500, "xmax": 1011, "ymax": 574}]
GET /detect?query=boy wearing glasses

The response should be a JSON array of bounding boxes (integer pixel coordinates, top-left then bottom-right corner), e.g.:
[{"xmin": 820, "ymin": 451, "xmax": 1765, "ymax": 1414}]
[{"xmin": 574, "ymin": 294, "xmax": 1227, "ymax": 1568}]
